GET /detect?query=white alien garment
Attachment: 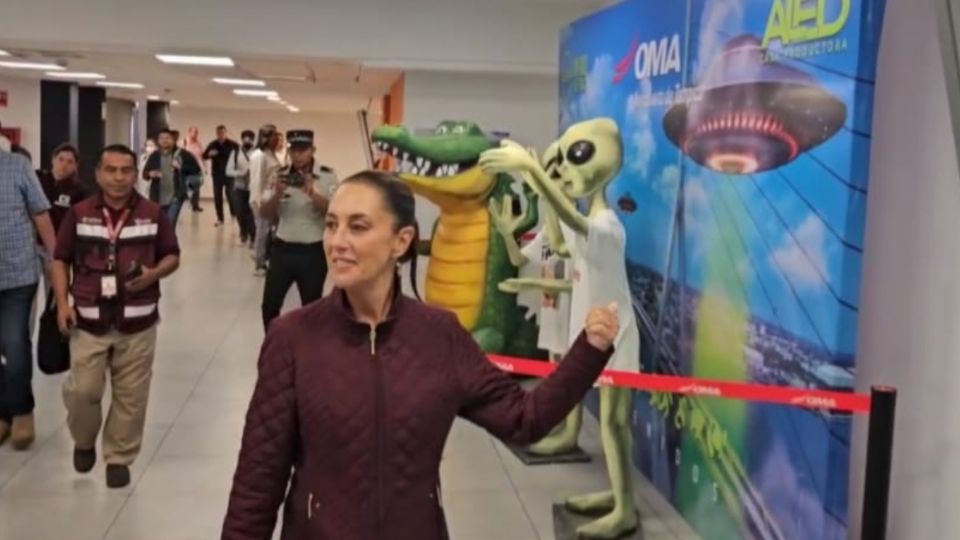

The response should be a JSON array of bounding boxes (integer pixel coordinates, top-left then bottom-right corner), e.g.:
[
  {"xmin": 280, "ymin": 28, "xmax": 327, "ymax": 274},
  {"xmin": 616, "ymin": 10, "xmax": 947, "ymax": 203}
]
[
  {"xmin": 560, "ymin": 209, "xmax": 640, "ymax": 373},
  {"xmin": 518, "ymin": 228, "xmax": 572, "ymax": 355}
]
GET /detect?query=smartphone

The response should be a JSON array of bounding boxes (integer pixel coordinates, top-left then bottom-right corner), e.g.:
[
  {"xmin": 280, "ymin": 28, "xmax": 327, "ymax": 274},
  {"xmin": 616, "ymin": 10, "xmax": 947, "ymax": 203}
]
[{"xmin": 127, "ymin": 261, "xmax": 143, "ymax": 280}]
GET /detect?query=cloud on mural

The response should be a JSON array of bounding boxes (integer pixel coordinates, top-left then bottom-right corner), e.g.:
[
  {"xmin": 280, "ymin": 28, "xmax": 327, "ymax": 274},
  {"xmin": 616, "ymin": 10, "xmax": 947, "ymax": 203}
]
[
  {"xmin": 625, "ymin": 77, "xmax": 656, "ymax": 177},
  {"xmin": 693, "ymin": 0, "xmax": 746, "ymax": 81},
  {"xmin": 769, "ymin": 215, "xmax": 828, "ymax": 291},
  {"xmin": 563, "ymin": 55, "xmax": 615, "ymax": 125}
]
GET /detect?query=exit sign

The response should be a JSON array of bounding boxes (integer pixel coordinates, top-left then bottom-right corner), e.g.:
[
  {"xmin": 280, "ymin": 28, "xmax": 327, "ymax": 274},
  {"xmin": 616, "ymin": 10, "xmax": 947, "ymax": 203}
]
[{"xmin": 0, "ymin": 90, "xmax": 7, "ymax": 107}]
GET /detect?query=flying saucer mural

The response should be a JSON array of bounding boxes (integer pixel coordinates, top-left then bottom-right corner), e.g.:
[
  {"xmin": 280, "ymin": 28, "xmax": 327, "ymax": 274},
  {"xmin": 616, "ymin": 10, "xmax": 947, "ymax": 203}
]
[
  {"xmin": 663, "ymin": 35, "xmax": 847, "ymax": 175},
  {"xmin": 560, "ymin": 0, "xmax": 886, "ymax": 539}
]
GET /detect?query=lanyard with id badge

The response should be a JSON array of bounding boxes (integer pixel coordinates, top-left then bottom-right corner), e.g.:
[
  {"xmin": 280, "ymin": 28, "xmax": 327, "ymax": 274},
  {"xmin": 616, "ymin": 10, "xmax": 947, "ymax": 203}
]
[{"xmin": 101, "ymin": 207, "xmax": 131, "ymax": 299}]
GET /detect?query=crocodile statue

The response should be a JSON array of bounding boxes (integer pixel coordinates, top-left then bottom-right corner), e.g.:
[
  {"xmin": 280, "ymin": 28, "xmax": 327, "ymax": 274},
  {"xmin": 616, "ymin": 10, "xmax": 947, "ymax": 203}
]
[{"xmin": 371, "ymin": 120, "xmax": 546, "ymax": 359}]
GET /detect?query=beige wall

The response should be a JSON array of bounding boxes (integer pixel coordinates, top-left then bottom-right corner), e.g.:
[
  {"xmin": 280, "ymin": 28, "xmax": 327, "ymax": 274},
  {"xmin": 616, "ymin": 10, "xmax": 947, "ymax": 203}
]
[
  {"xmin": 105, "ymin": 98, "xmax": 133, "ymax": 147},
  {"xmin": 849, "ymin": 0, "xmax": 960, "ymax": 536}
]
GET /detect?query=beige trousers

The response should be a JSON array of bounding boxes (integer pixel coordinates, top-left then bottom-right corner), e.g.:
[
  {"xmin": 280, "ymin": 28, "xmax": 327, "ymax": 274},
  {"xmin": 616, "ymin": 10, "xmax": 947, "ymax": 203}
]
[{"xmin": 62, "ymin": 325, "xmax": 157, "ymax": 466}]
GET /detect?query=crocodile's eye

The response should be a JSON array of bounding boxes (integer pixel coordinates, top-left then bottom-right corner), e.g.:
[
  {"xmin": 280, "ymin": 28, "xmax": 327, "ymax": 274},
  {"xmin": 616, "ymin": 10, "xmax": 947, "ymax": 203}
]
[
  {"xmin": 452, "ymin": 125, "xmax": 466, "ymax": 135},
  {"xmin": 566, "ymin": 140, "xmax": 595, "ymax": 165}
]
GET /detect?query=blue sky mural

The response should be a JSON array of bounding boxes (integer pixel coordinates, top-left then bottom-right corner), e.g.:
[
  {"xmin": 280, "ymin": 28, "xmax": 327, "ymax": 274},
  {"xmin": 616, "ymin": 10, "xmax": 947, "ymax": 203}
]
[
  {"xmin": 560, "ymin": 1, "xmax": 887, "ymax": 537},
  {"xmin": 561, "ymin": 0, "xmax": 878, "ymax": 358}
]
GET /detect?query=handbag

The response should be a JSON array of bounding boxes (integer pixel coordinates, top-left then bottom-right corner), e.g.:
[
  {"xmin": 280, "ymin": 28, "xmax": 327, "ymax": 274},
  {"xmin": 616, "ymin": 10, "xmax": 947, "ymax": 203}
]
[{"xmin": 36, "ymin": 290, "xmax": 70, "ymax": 375}]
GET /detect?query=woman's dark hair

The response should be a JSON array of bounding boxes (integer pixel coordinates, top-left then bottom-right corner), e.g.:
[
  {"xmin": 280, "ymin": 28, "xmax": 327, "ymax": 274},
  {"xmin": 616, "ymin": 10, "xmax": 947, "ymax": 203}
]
[
  {"xmin": 256, "ymin": 124, "xmax": 278, "ymax": 151},
  {"xmin": 340, "ymin": 170, "xmax": 421, "ymax": 300}
]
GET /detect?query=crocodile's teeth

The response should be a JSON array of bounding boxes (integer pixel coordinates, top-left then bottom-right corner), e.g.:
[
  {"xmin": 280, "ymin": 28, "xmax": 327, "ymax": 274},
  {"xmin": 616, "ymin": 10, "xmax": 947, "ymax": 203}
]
[
  {"xmin": 416, "ymin": 157, "xmax": 424, "ymax": 168},
  {"xmin": 451, "ymin": 164, "xmax": 460, "ymax": 176}
]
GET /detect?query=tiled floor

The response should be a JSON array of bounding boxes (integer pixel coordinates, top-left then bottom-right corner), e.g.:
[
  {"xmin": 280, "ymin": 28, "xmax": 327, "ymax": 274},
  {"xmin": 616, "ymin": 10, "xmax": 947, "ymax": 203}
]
[{"xmin": 0, "ymin": 209, "xmax": 700, "ymax": 540}]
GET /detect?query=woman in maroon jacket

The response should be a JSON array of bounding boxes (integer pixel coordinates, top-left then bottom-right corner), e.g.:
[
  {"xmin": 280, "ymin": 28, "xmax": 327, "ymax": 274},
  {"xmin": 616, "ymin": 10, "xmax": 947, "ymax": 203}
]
[{"xmin": 222, "ymin": 170, "xmax": 620, "ymax": 540}]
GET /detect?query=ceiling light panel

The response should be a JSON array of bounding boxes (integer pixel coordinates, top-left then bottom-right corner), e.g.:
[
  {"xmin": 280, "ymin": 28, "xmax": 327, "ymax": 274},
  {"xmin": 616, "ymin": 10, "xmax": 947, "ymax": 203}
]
[
  {"xmin": 156, "ymin": 54, "xmax": 234, "ymax": 67},
  {"xmin": 233, "ymin": 89, "xmax": 278, "ymax": 97},
  {"xmin": 46, "ymin": 72, "xmax": 106, "ymax": 80},
  {"xmin": 96, "ymin": 81, "xmax": 145, "ymax": 89},
  {"xmin": 213, "ymin": 77, "xmax": 265, "ymax": 87},
  {"xmin": 0, "ymin": 61, "xmax": 64, "ymax": 70}
]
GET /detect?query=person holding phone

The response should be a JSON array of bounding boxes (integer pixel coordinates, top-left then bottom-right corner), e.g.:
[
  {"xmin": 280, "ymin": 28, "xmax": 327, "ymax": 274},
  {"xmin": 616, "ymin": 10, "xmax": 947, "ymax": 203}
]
[
  {"xmin": 52, "ymin": 145, "xmax": 180, "ymax": 488},
  {"xmin": 258, "ymin": 130, "xmax": 338, "ymax": 329},
  {"xmin": 142, "ymin": 128, "xmax": 202, "ymax": 228}
]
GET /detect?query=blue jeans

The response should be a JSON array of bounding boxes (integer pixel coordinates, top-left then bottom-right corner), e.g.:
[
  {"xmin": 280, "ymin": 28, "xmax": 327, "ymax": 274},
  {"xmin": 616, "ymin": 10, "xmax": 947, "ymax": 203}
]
[
  {"xmin": 0, "ymin": 283, "xmax": 38, "ymax": 421},
  {"xmin": 162, "ymin": 199, "xmax": 184, "ymax": 228}
]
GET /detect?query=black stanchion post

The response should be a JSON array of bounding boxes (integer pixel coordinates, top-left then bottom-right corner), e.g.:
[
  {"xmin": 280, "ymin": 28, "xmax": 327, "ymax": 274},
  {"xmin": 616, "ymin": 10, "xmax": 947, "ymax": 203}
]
[{"xmin": 861, "ymin": 385, "xmax": 897, "ymax": 540}]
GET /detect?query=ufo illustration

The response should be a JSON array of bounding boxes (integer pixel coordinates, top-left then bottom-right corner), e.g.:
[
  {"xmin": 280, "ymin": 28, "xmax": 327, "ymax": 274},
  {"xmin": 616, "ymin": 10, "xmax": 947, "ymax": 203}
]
[{"xmin": 663, "ymin": 35, "xmax": 847, "ymax": 175}]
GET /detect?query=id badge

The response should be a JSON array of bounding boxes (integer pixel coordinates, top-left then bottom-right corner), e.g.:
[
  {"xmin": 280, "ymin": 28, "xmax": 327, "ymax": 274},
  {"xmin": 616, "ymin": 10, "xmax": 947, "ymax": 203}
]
[{"xmin": 101, "ymin": 275, "xmax": 118, "ymax": 298}]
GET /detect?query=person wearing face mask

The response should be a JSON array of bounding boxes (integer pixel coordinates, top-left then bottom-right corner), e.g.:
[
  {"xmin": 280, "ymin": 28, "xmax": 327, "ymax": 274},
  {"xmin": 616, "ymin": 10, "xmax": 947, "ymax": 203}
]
[
  {"xmin": 221, "ymin": 170, "xmax": 621, "ymax": 540},
  {"xmin": 257, "ymin": 130, "xmax": 338, "ymax": 329},
  {"xmin": 226, "ymin": 130, "xmax": 258, "ymax": 247}
]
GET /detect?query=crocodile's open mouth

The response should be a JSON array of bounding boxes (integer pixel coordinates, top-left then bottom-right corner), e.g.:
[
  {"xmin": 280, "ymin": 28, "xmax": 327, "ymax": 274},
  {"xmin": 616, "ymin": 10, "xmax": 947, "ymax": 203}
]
[{"xmin": 374, "ymin": 141, "xmax": 480, "ymax": 179}]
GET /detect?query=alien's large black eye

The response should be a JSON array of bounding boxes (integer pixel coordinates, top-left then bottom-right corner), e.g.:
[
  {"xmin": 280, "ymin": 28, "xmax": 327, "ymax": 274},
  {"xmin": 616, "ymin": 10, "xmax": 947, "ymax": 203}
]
[{"xmin": 567, "ymin": 141, "xmax": 595, "ymax": 165}]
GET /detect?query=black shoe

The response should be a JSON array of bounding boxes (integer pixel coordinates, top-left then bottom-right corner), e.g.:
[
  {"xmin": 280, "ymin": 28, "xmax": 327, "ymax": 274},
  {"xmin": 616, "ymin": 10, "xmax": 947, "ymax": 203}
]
[
  {"xmin": 74, "ymin": 447, "xmax": 96, "ymax": 473},
  {"xmin": 106, "ymin": 464, "xmax": 130, "ymax": 488}
]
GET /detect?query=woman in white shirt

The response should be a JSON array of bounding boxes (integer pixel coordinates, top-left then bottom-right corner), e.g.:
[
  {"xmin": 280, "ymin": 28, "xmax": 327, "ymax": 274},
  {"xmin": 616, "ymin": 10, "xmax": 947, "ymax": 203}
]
[{"xmin": 249, "ymin": 124, "xmax": 284, "ymax": 276}]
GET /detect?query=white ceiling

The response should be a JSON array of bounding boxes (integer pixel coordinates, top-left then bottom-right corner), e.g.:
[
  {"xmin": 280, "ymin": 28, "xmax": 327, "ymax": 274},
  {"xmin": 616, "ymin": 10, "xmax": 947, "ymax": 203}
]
[{"xmin": 0, "ymin": 47, "xmax": 403, "ymax": 113}]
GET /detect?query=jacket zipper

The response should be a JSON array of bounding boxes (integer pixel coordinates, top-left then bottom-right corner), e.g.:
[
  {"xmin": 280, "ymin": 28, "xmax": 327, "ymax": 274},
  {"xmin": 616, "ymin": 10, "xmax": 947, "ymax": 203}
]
[{"xmin": 371, "ymin": 324, "xmax": 384, "ymax": 539}]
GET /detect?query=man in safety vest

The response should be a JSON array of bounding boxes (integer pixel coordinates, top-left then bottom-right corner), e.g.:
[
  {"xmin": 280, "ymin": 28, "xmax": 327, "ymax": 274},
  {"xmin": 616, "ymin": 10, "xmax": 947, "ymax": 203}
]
[{"xmin": 51, "ymin": 144, "xmax": 181, "ymax": 488}]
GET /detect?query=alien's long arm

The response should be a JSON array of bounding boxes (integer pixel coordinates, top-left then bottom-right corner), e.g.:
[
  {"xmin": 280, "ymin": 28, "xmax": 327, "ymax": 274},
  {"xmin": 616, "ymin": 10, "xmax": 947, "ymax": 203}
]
[
  {"xmin": 504, "ymin": 277, "xmax": 573, "ymax": 293},
  {"xmin": 542, "ymin": 205, "xmax": 570, "ymax": 257},
  {"xmin": 523, "ymin": 164, "xmax": 590, "ymax": 235},
  {"xmin": 500, "ymin": 229, "xmax": 527, "ymax": 268}
]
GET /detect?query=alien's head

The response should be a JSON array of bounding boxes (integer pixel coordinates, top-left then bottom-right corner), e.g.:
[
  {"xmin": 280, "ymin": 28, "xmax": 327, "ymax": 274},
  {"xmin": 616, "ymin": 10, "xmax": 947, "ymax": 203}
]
[{"xmin": 549, "ymin": 118, "xmax": 623, "ymax": 200}]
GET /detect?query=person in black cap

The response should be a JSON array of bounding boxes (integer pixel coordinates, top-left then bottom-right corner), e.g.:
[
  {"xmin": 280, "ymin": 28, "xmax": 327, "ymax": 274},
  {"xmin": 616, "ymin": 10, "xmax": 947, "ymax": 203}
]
[{"xmin": 258, "ymin": 129, "xmax": 338, "ymax": 328}]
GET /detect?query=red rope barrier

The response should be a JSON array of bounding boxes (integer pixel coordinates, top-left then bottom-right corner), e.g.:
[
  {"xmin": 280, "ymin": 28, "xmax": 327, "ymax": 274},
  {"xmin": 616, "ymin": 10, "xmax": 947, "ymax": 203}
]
[{"xmin": 488, "ymin": 354, "xmax": 872, "ymax": 414}]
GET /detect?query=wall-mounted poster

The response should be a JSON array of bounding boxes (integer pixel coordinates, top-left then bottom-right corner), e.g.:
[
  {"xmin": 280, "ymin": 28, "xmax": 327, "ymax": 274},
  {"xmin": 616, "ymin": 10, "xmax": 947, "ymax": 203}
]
[{"xmin": 559, "ymin": 0, "xmax": 886, "ymax": 538}]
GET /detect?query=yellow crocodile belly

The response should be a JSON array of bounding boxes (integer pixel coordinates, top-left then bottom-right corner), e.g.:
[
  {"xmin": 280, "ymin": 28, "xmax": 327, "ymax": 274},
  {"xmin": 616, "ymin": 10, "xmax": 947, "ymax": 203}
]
[{"xmin": 425, "ymin": 207, "xmax": 489, "ymax": 330}]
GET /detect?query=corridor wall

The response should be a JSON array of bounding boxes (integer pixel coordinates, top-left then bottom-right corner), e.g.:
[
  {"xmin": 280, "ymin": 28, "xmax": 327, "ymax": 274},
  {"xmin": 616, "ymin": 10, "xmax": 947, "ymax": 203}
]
[{"xmin": 850, "ymin": 0, "xmax": 960, "ymax": 536}]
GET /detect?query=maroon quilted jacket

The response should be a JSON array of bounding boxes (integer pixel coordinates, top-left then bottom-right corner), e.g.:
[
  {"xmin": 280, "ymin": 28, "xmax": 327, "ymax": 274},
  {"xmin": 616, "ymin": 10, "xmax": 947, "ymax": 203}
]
[{"xmin": 221, "ymin": 285, "xmax": 612, "ymax": 540}]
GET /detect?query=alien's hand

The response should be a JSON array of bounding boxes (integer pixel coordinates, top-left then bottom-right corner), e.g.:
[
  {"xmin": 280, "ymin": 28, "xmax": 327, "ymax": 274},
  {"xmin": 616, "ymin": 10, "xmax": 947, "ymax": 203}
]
[
  {"xmin": 479, "ymin": 139, "xmax": 540, "ymax": 175},
  {"xmin": 488, "ymin": 195, "xmax": 525, "ymax": 240},
  {"xmin": 498, "ymin": 279, "xmax": 523, "ymax": 294}
]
